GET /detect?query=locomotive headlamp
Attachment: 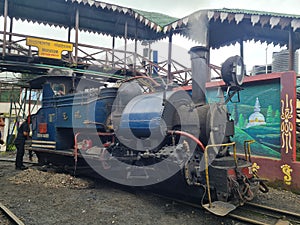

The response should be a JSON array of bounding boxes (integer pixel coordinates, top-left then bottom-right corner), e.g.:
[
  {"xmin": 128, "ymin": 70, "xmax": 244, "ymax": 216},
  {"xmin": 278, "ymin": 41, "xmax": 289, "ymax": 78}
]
[{"xmin": 221, "ymin": 55, "xmax": 245, "ymax": 86}]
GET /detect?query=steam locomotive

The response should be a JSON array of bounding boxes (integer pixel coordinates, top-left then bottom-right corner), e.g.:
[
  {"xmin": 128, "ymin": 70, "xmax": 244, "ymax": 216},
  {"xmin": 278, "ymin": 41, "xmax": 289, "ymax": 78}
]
[{"xmin": 29, "ymin": 46, "xmax": 267, "ymax": 216}]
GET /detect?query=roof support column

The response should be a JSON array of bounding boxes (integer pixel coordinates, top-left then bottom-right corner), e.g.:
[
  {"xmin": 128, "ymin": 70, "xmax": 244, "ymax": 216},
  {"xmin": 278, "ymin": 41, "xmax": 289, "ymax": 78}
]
[
  {"xmin": 148, "ymin": 41, "xmax": 152, "ymax": 76},
  {"xmin": 2, "ymin": 0, "xmax": 8, "ymax": 58},
  {"xmin": 75, "ymin": 8, "xmax": 79, "ymax": 65},
  {"xmin": 239, "ymin": 39, "xmax": 245, "ymax": 75},
  {"xmin": 112, "ymin": 36, "xmax": 115, "ymax": 68},
  {"xmin": 239, "ymin": 39, "xmax": 244, "ymax": 62},
  {"xmin": 134, "ymin": 21, "xmax": 138, "ymax": 75},
  {"xmin": 124, "ymin": 21, "xmax": 128, "ymax": 68},
  {"xmin": 167, "ymin": 32, "xmax": 173, "ymax": 83},
  {"xmin": 288, "ymin": 27, "xmax": 294, "ymax": 71},
  {"xmin": 67, "ymin": 26, "xmax": 72, "ymax": 64},
  {"xmin": 8, "ymin": 17, "xmax": 13, "ymax": 54},
  {"xmin": 68, "ymin": 27, "xmax": 71, "ymax": 42}
]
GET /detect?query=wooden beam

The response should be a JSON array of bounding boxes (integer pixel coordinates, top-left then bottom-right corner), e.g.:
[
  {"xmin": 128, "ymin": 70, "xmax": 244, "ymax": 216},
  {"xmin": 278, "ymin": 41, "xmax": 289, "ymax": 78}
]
[
  {"xmin": 8, "ymin": 17, "xmax": 13, "ymax": 54},
  {"xmin": 124, "ymin": 21, "xmax": 128, "ymax": 68},
  {"xmin": 288, "ymin": 28, "xmax": 294, "ymax": 71},
  {"xmin": 2, "ymin": 0, "xmax": 8, "ymax": 57},
  {"xmin": 75, "ymin": 8, "xmax": 79, "ymax": 64},
  {"xmin": 167, "ymin": 32, "xmax": 173, "ymax": 83}
]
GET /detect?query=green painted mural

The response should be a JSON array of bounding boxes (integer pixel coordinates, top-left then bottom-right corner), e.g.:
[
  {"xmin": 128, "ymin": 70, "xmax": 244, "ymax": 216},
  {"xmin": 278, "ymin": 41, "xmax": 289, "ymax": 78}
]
[{"xmin": 208, "ymin": 81, "xmax": 281, "ymax": 158}]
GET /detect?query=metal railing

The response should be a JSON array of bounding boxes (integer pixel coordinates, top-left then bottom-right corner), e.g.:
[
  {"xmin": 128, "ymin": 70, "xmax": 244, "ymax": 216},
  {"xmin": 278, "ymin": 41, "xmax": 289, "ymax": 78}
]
[{"xmin": 0, "ymin": 31, "xmax": 193, "ymax": 85}]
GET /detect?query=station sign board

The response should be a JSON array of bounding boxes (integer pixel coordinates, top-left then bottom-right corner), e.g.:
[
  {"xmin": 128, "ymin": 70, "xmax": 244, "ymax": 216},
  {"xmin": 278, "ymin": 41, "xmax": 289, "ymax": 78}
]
[{"xmin": 26, "ymin": 37, "xmax": 73, "ymax": 59}]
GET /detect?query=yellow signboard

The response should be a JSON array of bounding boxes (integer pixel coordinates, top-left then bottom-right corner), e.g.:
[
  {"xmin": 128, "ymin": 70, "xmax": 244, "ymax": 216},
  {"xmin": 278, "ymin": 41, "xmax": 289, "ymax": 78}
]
[{"xmin": 26, "ymin": 37, "xmax": 73, "ymax": 59}]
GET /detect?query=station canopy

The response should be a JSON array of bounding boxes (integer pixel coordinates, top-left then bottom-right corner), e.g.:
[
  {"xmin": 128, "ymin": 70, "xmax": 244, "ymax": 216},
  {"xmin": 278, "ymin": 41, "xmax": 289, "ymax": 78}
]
[
  {"xmin": 0, "ymin": 0, "xmax": 178, "ymax": 40},
  {"xmin": 166, "ymin": 8, "xmax": 300, "ymax": 49},
  {"xmin": 0, "ymin": 0, "xmax": 300, "ymax": 49}
]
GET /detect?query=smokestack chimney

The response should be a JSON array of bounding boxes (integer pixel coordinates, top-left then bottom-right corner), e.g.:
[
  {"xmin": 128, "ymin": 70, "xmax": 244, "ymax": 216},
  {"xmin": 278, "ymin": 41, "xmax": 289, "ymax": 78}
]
[{"xmin": 189, "ymin": 46, "xmax": 209, "ymax": 104}]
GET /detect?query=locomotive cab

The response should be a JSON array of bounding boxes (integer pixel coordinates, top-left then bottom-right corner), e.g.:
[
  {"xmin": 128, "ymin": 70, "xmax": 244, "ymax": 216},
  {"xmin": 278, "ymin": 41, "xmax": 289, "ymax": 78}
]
[{"xmin": 29, "ymin": 74, "xmax": 117, "ymax": 153}]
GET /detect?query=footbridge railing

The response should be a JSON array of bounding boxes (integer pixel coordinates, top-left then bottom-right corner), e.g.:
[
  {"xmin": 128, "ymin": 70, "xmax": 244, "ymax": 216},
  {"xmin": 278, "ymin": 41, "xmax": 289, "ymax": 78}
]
[{"xmin": 0, "ymin": 31, "xmax": 196, "ymax": 84}]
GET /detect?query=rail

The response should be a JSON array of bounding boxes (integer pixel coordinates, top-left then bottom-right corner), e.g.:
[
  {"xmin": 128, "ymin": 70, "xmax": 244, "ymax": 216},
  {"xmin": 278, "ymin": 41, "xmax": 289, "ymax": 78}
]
[
  {"xmin": 0, "ymin": 202, "xmax": 25, "ymax": 225},
  {"xmin": 229, "ymin": 202, "xmax": 300, "ymax": 225}
]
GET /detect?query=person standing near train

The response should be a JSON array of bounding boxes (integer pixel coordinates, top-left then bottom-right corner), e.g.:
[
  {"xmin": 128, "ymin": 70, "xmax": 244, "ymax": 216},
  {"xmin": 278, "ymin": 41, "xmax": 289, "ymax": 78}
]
[
  {"xmin": 14, "ymin": 116, "xmax": 30, "ymax": 170},
  {"xmin": 0, "ymin": 116, "xmax": 4, "ymax": 145},
  {"xmin": 0, "ymin": 130, "xmax": 4, "ymax": 145}
]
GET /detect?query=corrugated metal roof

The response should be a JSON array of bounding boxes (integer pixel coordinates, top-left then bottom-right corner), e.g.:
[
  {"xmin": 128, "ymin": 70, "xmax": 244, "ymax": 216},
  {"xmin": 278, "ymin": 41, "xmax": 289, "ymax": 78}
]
[
  {"xmin": 0, "ymin": 0, "xmax": 173, "ymax": 40},
  {"xmin": 213, "ymin": 8, "xmax": 300, "ymax": 19},
  {"xmin": 133, "ymin": 9, "xmax": 178, "ymax": 27},
  {"xmin": 1, "ymin": 0, "xmax": 300, "ymax": 49},
  {"xmin": 163, "ymin": 8, "xmax": 300, "ymax": 49}
]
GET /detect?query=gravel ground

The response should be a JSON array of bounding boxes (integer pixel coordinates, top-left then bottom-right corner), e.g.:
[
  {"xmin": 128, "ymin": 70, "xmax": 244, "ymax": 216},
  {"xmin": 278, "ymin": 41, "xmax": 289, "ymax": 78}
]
[{"xmin": 0, "ymin": 152, "xmax": 299, "ymax": 225}]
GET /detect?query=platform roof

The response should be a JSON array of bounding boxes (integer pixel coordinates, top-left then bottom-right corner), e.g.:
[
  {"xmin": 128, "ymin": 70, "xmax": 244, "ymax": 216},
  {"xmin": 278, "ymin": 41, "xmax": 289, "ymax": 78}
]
[
  {"xmin": 0, "ymin": 0, "xmax": 177, "ymax": 40},
  {"xmin": 1, "ymin": 1, "xmax": 300, "ymax": 49},
  {"xmin": 165, "ymin": 8, "xmax": 300, "ymax": 49}
]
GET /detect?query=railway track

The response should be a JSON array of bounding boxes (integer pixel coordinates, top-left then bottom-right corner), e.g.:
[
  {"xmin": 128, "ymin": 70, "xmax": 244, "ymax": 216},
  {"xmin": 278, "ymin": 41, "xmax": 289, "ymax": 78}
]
[
  {"xmin": 153, "ymin": 193, "xmax": 300, "ymax": 225},
  {"xmin": 0, "ymin": 203, "xmax": 25, "ymax": 225},
  {"xmin": 0, "ymin": 157, "xmax": 38, "ymax": 165},
  {"xmin": 228, "ymin": 202, "xmax": 300, "ymax": 225},
  {"xmin": 1, "ymin": 158, "xmax": 299, "ymax": 225}
]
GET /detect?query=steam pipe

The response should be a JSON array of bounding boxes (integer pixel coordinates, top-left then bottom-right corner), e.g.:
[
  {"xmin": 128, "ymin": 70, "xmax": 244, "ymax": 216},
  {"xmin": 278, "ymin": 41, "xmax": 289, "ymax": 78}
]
[{"xmin": 167, "ymin": 130, "xmax": 205, "ymax": 152}]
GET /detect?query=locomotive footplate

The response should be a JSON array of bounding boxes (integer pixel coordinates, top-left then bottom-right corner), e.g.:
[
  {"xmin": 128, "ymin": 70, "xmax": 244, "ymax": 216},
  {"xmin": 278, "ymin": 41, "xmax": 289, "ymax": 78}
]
[
  {"xmin": 203, "ymin": 201, "xmax": 236, "ymax": 216},
  {"xmin": 209, "ymin": 156, "xmax": 260, "ymax": 205}
]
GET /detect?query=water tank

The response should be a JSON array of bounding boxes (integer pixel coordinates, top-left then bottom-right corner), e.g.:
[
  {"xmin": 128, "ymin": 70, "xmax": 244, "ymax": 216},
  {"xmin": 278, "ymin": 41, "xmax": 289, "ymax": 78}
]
[{"xmin": 272, "ymin": 50, "xmax": 299, "ymax": 73}]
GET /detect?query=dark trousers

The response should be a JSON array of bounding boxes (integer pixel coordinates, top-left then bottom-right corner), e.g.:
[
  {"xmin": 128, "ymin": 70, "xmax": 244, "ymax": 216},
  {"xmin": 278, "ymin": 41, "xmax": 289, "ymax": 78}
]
[{"xmin": 15, "ymin": 142, "xmax": 25, "ymax": 168}]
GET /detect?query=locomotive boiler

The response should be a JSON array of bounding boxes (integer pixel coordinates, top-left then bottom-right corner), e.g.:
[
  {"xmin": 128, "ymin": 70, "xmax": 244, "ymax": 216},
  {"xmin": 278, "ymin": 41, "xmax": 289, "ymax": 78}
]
[{"xmin": 29, "ymin": 46, "xmax": 267, "ymax": 216}]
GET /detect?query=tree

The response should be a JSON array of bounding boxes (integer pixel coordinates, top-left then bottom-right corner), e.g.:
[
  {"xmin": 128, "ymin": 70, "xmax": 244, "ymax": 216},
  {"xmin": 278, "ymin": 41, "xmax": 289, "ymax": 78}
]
[
  {"xmin": 266, "ymin": 105, "xmax": 274, "ymax": 123},
  {"xmin": 238, "ymin": 114, "xmax": 245, "ymax": 128},
  {"xmin": 274, "ymin": 109, "xmax": 281, "ymax": 123}
]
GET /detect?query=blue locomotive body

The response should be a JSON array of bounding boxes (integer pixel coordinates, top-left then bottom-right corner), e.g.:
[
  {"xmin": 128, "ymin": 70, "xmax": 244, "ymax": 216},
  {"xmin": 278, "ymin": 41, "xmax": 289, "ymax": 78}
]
[{"xmin": 31, "ymin": 77, "xmax": 117, "ymax": 150}]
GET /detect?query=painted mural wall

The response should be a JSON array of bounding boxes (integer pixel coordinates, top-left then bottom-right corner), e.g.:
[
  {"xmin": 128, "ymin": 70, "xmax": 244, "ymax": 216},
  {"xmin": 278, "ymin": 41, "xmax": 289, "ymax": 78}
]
[
  {"xmin": 207, "ymin": 79, "xmax": 281, "ymax": 159},
  {"xmin": 207, "ymin": 72, "xmax": 300, "ymax": 189}
]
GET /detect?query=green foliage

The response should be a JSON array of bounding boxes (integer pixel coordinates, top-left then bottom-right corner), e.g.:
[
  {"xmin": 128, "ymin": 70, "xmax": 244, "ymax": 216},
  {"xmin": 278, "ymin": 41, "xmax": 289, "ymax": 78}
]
[
  {"xmin": 274, "ymin": 110, "xmax": 281, "ymax": 123},
  {"xmin": 230, "ymin": 107, "xmax": 236, "ymax": 121},
  {"xmin": 238, "ymin": 114, "xmax": 245, "ymax": 128},
  {"xmin": 0, "ymin": 89, "xmax": 20, "ymax": 102},
  {"xmin": 245, "ymin": 118, "xmax": 248, "ymax": 127},
  {"xmin": 233, "ymin": 127, "xmax": 281, "ymax": 158},
  {"xmin": 266, "ymin": 105, "xmax": 273, "ymax": 123},
  {"xmin": 6, "ymin": 144, "xmax": 16, "ymax": 151}
]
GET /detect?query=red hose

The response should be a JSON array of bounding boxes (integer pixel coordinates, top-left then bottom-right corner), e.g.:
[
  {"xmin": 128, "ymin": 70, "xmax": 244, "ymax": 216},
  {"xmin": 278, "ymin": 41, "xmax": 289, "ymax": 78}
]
[{"xmin": 167, "ymin": 130, "xmax": 205, "ymax": 152}]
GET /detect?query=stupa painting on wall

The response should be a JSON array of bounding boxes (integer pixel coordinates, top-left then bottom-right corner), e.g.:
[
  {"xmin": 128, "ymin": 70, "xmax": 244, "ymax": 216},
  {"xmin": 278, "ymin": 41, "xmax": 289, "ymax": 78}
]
[
  {"xmin": 207, "ymin": 80, "xmax": 281, "ymax": 158},
  {"xmin": 246, "ymin": 97, "xmax": 266, "ymax": 128}
]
